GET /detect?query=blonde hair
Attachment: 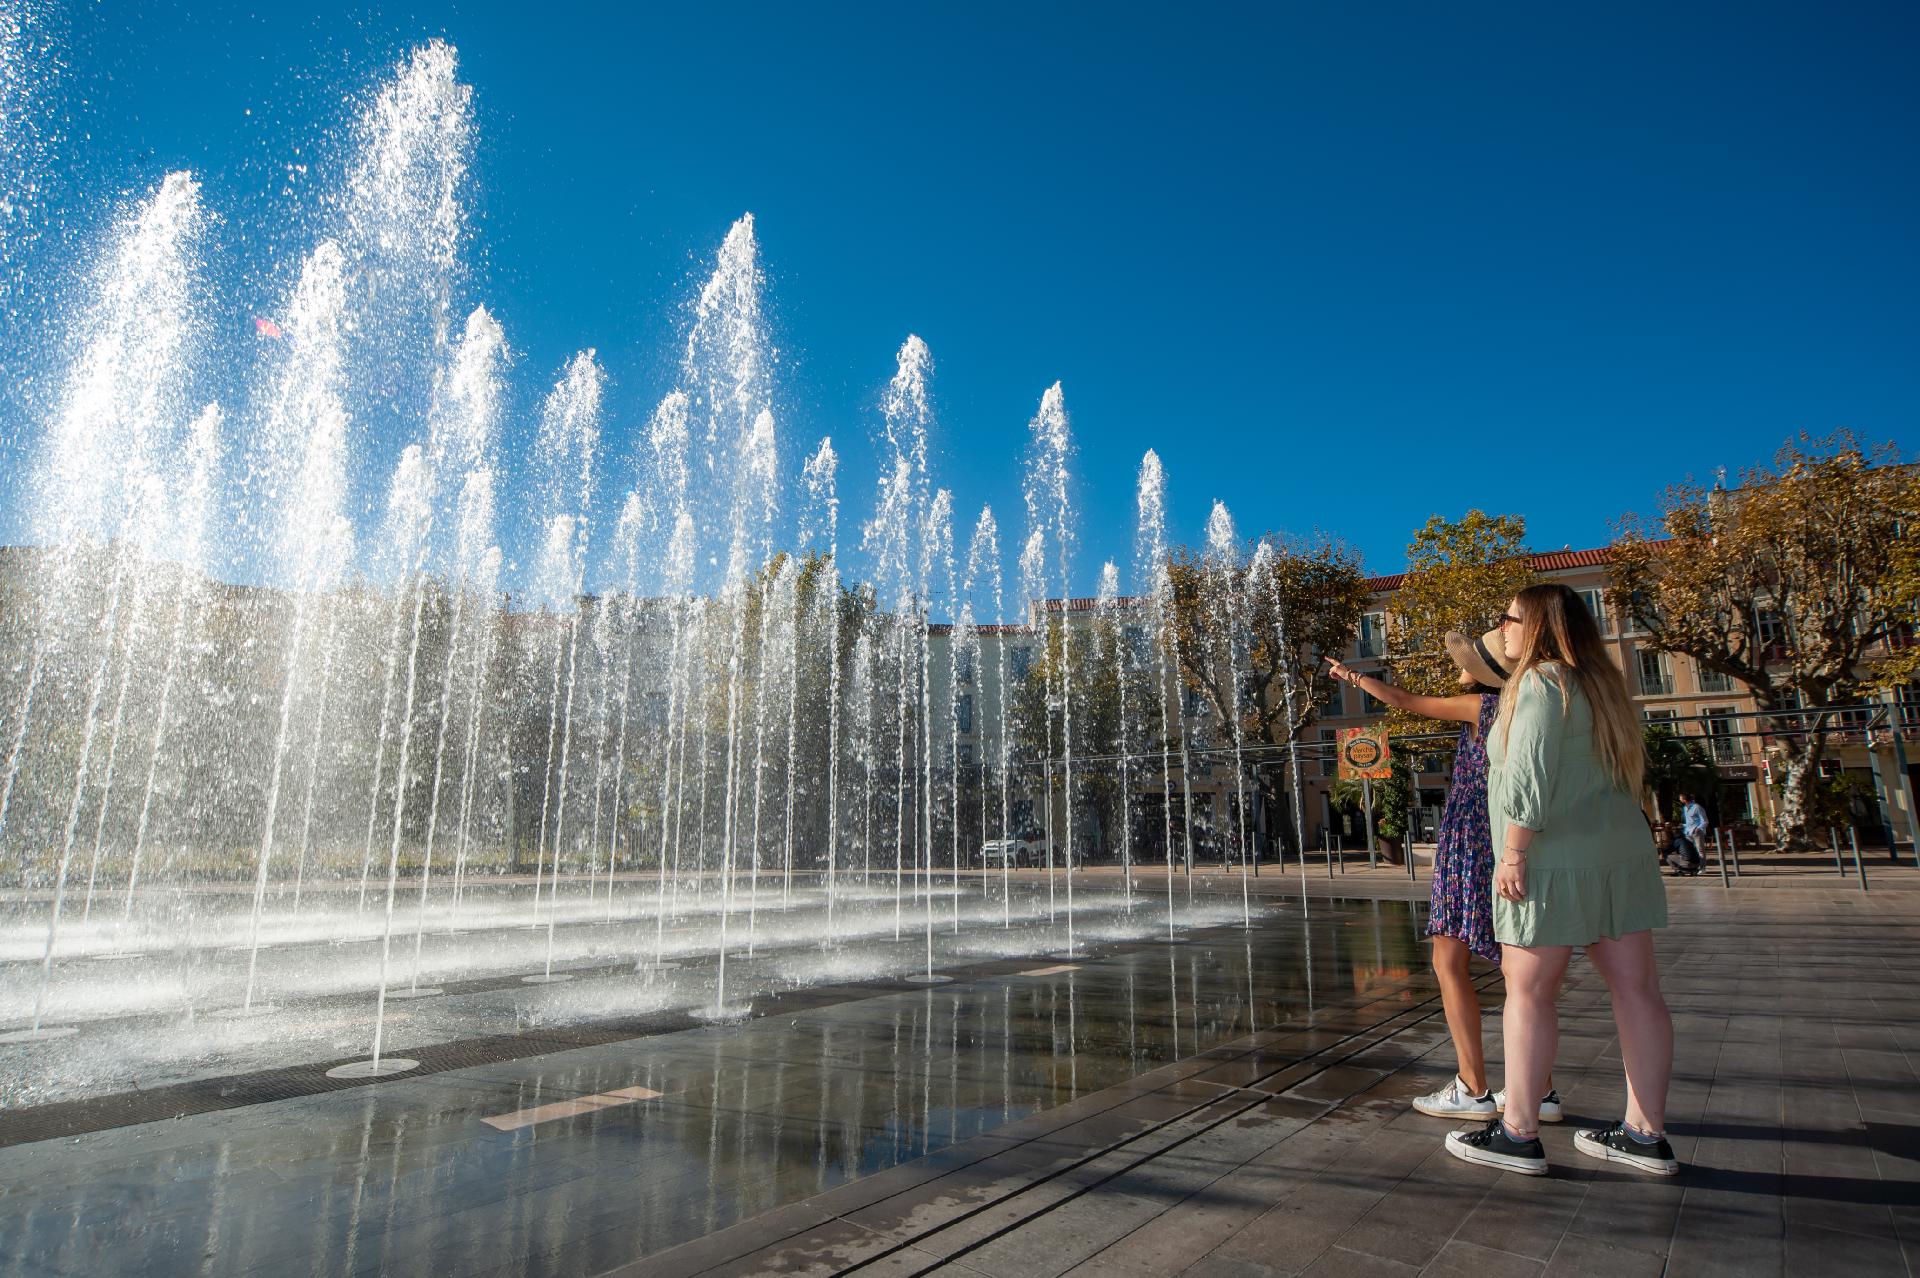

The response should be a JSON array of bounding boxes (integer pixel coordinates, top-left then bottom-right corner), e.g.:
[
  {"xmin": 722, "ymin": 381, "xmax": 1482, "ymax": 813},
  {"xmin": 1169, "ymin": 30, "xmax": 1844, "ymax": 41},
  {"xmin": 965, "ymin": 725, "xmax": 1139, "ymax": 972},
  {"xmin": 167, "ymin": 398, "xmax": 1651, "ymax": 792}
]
[{"xmin": 1496, "ymin": 583, "xmax": 1644, "ymax": 794}]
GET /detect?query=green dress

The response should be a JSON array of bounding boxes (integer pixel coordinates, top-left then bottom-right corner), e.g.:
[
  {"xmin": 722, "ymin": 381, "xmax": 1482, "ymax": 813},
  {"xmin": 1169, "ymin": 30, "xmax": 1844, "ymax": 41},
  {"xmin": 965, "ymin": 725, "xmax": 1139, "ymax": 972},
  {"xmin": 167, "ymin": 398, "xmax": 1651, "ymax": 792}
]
[{"xmin": 1487, "ymin": 664, "xmax": 1667, "ymax": 946}]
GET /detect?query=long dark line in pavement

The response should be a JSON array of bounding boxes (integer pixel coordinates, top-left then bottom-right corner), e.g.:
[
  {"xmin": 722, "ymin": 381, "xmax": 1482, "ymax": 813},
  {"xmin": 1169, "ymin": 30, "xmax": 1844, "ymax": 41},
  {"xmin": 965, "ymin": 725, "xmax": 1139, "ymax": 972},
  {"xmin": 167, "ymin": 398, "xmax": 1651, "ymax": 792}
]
[{"xmin": 829, "ymin": 969, "xmax": 1503, "ymax": 1277}]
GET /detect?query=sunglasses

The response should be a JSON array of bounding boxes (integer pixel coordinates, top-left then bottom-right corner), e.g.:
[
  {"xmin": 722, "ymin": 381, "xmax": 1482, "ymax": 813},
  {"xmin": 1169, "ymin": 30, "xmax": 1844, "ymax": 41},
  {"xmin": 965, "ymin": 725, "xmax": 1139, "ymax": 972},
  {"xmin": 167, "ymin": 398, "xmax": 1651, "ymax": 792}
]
[{"xmin": 1496, "ymin": 613, "xmax": 1521, "ymax": 628}]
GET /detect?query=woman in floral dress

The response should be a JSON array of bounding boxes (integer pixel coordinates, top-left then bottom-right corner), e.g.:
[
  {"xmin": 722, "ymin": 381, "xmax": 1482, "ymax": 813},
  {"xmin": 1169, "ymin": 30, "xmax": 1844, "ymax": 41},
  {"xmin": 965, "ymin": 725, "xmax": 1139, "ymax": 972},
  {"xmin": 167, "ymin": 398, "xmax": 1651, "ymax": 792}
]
[{"xmin": 1326, "ymin": 625, "xmax": 1561, "ymax": 1122}]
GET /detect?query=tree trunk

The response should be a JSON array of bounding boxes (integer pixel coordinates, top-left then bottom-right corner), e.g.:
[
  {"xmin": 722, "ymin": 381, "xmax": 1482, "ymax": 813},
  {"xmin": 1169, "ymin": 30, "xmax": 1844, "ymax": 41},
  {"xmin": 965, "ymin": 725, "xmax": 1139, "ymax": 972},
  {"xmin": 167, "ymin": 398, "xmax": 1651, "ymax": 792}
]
[{"xmin": 1772, "ymin": 738, "xmax": 1819, "ymax": 850}]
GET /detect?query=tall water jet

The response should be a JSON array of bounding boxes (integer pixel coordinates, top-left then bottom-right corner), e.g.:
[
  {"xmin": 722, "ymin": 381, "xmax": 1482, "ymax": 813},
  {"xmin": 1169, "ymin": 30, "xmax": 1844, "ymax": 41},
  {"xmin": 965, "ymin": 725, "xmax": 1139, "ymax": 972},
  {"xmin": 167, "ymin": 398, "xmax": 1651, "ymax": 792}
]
[
  {"xmin": 1017, "ymin": 527, "xmax": 1050, "ymax": 920},
  {"xmin": 1135, "ymin": 451, "xmax": 1190, "ymax": 938},
  {"xmin": 332, "ymin": 46, "xmax": 477, "ymax": 1065},
  {"xmin": 684, "ymin": 215, "xmax": 777, "ymax": 1020},
  {"xmin": 236, "ymin": 237, "xmax": 358, "ymax": 1017},
  {"xmin": 75, "ymin": 468, "xmax": 170, "ymax": 925},
  {"xmin": 404, "ymin": 304, "xmax": 505, "ymax": 991},
  {"xmin": 776, "ymin": 556, "xmax": 802, "ymax": 905},
  {"xmin": 645, "ymin": 389, "xmax": 694, "ymax": 968},
  {"xmin": 1254, "ymin": 537, "xmax": 1313, "ymax": 917},
  {"xmin": 12, "ymin": 169, "xmax": 208, "ymax": 1037},
  {"xmin": 866, "ymin": 335, "xmax": 932, "ymax": 945},
  {"xmin": 597, "ymin": 492, "xmax": 647, "ymax": 919},
  {"xmin": 851, "ymin": 628, "xmax": 876, "ymax": 888},
  {"xmin": 356, "ymin": 445, "xmax": 441, "ymax": 1027},
  {"xmin": 121, "ymin": 403, "xmax": 222, "ymax": 932},
  {"xmin": 802, "ymin": 438, "xmax": 841, "ymax": 941},
  {"xmin": 965, "ymin": 507, "xmax": 1010, "ymax": 923},
  {"xmin": 1205, "ymin": 502, "xmax": 1253, "ymax": 929},
  {"xmin": 710, "ymin": 409, "xmax": 777, "ymax": 1014},
  {"xmin": 447, "ymin": 545, "xmax": 503, "ymax": 925},
  {"xmin": 745, "ymin": 553, "xmax": 797, "ymax": 954},
  {"xmin": 530, "ymin": 350, "xmax": 605, "ymax": 982},
  {"xmin": 958, "ymin": 509, "xmax": 991, "ymax": 908},
  {"xmin": 916, "ymin": 488, "xmax": 953, "ymax": 974},
  {"xmin": 1096, "ymin": 560, "xmax": 1134, "ymax": 908},
  {"xmin": 1024, "ymin": 384, "xmax": 1078, "ymax": 956}
]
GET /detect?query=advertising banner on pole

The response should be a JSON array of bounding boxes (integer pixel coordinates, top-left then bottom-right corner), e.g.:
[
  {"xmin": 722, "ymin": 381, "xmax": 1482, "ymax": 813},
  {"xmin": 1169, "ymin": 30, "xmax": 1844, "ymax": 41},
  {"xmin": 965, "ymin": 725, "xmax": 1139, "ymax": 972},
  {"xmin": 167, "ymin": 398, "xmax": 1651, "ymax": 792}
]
[{"xmin": 1337, "ymin": 725, "xmax": 1393, "ymax": 781}]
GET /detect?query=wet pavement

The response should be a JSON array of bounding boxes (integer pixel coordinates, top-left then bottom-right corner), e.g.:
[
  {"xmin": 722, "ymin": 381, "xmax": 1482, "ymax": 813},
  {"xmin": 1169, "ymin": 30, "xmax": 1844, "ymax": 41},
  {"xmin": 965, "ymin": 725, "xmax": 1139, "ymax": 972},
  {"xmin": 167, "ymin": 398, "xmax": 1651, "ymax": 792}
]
[
  {"xmin": 6, "ymin": 878, "xmax": 1914, "ymax": 1277},
  {"xmin": 0, "ymin": 891, "xmax": 1430, "ymax": 1276},
  {"xmin": 620, "ymin": 882, "xmax": 1920, "ymax": 1277}
]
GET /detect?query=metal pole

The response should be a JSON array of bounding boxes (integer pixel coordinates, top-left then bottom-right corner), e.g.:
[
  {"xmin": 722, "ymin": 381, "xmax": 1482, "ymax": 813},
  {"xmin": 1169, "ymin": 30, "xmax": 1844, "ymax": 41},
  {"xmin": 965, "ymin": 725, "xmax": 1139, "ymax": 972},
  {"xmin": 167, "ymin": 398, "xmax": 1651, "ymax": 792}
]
[
  {"xmin": 1831, "ymin": 827, "xmax": 1845, "ymax": 877},
  {"xmin": 1714, "ymin": 828, "xmax": 1730, "ymax": 888},
  {"xmin": 1405, "ymin": 766, "xmax": 1417, "ymax": 881},
  {"xmin": 1727, "ymin": 828, "xmax": 1741, "ymax": 876},
  {"xmin": 1883, "ymin": 704, "xmax": 1918, "ymax": 869},
  {"xmin": 1250, "ymin": 765, "xmax": 1260, "ymax": 878},
  {"xmin": 1864, "ymin": 741, "xmax": 1900, "ymax": 863},
  {"xmin": 1324, "ymin": 828, "xmax": 1333, "ymax": 879},
  {"xmin": 1849, "ymin": 827, "xmax": 1868, "ymax": 893},
  {"xmin": 1362, "ymin": 776, "xmax": 1376, "ymax": 868}
]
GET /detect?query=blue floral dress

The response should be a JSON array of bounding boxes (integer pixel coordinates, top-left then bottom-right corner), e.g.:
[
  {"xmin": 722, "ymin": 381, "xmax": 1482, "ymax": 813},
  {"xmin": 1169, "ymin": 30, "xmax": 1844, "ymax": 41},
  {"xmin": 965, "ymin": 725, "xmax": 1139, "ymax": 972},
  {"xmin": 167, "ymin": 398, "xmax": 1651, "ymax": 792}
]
[{"xmin": 1427, "ymin": 693, "xmax": 1500, "ymax": 961}]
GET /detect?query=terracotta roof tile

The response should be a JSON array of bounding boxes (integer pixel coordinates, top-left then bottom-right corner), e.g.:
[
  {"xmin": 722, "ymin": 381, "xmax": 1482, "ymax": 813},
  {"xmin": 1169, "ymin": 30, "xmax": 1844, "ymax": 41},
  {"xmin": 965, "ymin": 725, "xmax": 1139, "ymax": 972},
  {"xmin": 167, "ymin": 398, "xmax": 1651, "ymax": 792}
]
[{"xmin": 1363, "ymin": 543, "xmax": 1642, "ymax": 594}]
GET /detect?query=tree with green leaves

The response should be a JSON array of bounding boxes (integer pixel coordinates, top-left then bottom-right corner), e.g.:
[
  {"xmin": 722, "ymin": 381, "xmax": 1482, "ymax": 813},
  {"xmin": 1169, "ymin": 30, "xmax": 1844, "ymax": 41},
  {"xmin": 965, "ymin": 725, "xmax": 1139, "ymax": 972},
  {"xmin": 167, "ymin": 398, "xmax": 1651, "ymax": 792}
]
[
  {"xmin": 1609, "ymin": 432, "xmax": 1915, "ymax": 846},
  {"xmin": 1384, "ymin": 511, "xmax": 1538, "ymax": 733}
]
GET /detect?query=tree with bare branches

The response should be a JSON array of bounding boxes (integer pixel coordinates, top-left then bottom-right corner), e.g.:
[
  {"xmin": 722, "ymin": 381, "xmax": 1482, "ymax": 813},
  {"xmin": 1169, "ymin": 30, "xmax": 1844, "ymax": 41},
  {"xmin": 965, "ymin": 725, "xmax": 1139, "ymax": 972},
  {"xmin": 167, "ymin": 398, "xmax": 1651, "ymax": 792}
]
[{"xmin": 1166, "ymin": 533, "xmax": 1368, "ymax": 850}]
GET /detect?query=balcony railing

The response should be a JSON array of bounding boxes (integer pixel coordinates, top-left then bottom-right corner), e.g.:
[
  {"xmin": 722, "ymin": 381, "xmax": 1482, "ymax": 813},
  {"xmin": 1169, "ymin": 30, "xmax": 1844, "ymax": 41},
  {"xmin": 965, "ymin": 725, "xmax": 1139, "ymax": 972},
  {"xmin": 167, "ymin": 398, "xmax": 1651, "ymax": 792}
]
[
  {"xmin": 1705, "ymin": 735, "xmax": 1746, "ymax": 764},
  {"xmin": 1639, "ymin": 673, "xmax": 1674, "ymax": 696}
]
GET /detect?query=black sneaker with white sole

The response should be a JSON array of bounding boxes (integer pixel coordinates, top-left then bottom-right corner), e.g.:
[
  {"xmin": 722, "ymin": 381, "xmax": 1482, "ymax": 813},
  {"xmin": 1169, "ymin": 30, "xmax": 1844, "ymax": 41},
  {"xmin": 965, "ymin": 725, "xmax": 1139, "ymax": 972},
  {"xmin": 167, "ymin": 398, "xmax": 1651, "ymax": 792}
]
[
  {"xmin": 1574, "ymin": 1124, "xmax": 1680, "ymax": 1176},
  {"xmin": 1444, "ymin": 1116, "xmax": 1548, "ymax": 1175}
]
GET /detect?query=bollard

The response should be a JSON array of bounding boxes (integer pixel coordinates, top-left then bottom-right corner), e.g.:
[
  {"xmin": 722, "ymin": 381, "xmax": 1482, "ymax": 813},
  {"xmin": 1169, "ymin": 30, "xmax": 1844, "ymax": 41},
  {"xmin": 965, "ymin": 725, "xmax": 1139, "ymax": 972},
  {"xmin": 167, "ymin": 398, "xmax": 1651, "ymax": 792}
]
[
  {"xmin": 1831, "ymin": 828, "xmax": 1845, "ymax": 876},
  {"xmin": 1850, "ymin": 828, "xmax": 1868, "ymax": 892},
  {"xmin": 1324, "ymin": 831, "xmax": 1334, "ymax": 880},
  {"xmin": 1715, "ymin": 828, "xmax": 1730, "ymax": 888},
  {"xmin": 1727, "ymin": 830, "xmax": 1741, "ymax": 877}
]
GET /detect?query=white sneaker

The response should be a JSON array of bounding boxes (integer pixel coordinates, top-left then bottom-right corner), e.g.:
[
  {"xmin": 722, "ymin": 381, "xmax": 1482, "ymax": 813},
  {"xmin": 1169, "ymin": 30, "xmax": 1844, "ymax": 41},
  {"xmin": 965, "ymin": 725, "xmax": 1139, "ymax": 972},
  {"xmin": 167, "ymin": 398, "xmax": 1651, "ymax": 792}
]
[
  {"xmin": 1494, "ymin": 1087, "xmax": 1564, "ymax": 1123},
  {"xmin": 1412, "ymin": 1075, "xmax": 1498, "ymax": 1119}
]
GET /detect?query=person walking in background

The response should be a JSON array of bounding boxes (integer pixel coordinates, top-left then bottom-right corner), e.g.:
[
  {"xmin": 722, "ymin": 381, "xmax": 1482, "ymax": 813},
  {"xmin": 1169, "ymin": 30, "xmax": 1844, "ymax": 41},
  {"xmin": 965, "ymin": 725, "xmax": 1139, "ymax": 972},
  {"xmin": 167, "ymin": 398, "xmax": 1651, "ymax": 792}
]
[
  {"xmin": 1444, "ymin": 584, "xmax": 1679, "ymax": 1178},
  {"xmin": 1326, "ymin": 626, "xmax": 1562, "ymax": 1125},
  {"xmin": 1680, "ymin": 791, "xmax": 1711, "ymax": 866}
]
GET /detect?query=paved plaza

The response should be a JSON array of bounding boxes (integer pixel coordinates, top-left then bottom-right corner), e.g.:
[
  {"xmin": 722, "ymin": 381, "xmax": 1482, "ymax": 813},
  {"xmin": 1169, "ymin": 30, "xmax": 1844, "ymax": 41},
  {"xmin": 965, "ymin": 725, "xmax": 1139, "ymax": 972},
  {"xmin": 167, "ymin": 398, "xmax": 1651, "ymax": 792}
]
[{"xmin": 1, "ymin": 867, "xmax": 1915, "ymax": 1276}]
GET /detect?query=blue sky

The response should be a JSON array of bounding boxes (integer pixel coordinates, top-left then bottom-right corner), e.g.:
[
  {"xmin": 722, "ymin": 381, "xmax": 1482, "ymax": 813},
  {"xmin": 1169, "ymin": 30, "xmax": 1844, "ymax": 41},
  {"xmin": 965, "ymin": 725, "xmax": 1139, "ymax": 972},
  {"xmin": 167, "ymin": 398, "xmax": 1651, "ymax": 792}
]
[{"xmin": 5, "ymin": 0, "xmax": 1916, "ymax": 593}]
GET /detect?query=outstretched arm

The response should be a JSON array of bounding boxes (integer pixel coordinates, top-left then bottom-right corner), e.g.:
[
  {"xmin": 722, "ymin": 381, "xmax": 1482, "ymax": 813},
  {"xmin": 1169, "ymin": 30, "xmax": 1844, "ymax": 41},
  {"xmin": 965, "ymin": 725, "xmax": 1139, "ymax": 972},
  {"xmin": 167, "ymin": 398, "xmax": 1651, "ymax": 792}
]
[{"xmin": 1323, "ymin": 657, "xmax": 1481, "ymax": 724}]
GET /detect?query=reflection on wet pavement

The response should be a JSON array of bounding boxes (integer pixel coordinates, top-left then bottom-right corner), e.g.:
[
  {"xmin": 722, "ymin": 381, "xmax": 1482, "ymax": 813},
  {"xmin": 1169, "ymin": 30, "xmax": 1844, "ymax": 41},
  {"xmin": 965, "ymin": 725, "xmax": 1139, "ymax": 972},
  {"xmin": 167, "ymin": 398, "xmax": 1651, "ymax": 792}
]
[{"xmin": 0, "ymin": 897, "xmax": 1428, "ymax": 1277}]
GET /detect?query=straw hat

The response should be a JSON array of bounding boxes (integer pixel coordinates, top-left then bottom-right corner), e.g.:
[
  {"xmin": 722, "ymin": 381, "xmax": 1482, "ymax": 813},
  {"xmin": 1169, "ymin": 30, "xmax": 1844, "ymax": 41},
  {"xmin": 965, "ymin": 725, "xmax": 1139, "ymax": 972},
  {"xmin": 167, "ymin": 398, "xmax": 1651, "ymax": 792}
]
[{"xmin": 1443, "ymin": 626, "xmax": 1512, "ymax": 689}]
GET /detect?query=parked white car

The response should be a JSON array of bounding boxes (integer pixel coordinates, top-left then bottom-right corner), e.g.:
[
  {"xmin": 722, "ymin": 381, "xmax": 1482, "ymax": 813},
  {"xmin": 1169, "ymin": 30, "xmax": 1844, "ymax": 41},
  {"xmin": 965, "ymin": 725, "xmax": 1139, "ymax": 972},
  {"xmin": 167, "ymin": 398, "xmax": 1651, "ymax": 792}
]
[{"xmin": 979, "ymin": 837, "xmax": 1045, "ymax": 868}]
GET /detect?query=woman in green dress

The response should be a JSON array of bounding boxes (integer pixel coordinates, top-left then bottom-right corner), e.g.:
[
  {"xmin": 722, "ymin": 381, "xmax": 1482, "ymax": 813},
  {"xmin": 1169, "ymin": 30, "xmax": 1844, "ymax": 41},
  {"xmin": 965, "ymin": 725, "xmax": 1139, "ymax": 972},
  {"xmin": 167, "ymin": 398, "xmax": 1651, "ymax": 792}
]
[{"xmin": 1444, "ymin": 583, "xmax": 1679, "ymax": 1178}]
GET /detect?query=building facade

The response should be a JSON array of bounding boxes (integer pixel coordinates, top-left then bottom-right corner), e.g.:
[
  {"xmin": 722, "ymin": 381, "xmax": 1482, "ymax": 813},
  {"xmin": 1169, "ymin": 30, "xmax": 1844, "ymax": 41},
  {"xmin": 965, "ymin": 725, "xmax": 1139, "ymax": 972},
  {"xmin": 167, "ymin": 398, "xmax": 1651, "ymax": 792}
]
[{"xmin": 929, "ymin": 545, "xmax": 1920, "ymax": 862}]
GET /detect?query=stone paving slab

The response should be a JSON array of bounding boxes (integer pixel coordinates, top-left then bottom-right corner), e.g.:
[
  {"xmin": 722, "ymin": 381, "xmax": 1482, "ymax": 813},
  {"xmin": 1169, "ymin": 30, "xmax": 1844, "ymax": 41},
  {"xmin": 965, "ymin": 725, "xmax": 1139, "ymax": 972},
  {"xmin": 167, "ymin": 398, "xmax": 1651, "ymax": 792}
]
[{"xmin": 622, "ymin": 886, "xmax": 1920, "ymax": 1278}]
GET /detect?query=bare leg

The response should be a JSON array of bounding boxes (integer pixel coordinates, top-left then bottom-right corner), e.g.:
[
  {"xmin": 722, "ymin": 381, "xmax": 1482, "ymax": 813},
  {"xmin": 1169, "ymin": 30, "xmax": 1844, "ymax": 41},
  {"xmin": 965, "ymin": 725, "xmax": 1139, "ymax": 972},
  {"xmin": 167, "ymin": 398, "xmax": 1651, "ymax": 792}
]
[
  {"xmin": 1432, "ymin": 936, "xmax": 1486, "ymax": 1094},
  {"xmin": 1499, "ymin": 943, "xmax": 1572, "ymax": 1137},
  {"xmin": 1585, "ymin": 930, "xmax": 1673, "ymax": 1134}
]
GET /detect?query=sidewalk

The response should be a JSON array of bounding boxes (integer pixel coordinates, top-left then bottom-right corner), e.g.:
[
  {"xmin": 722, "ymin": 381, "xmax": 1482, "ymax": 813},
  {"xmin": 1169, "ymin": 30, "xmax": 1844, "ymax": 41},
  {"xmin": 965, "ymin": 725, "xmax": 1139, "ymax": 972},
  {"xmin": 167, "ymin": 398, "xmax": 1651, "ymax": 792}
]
[
  {"xmin": 1076, "ymin": 847, "xmax": 1920, "ymax": 899},
  {"xmin": 618, "ymin": 885, "xmax": 1920, "ymax": 1276}
]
